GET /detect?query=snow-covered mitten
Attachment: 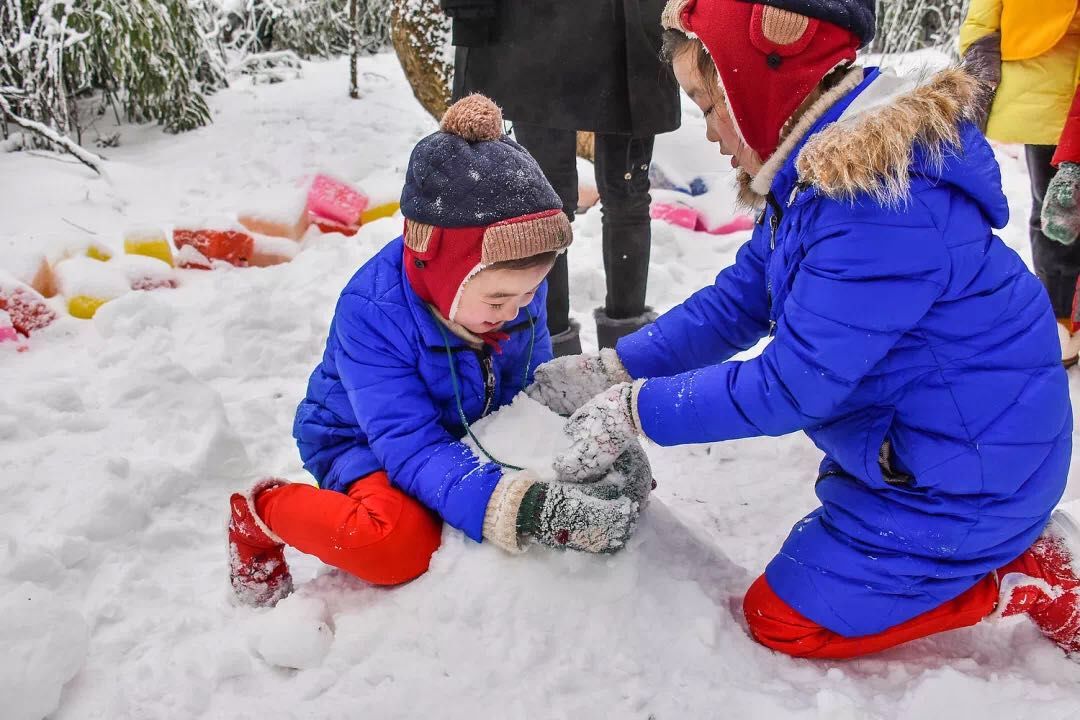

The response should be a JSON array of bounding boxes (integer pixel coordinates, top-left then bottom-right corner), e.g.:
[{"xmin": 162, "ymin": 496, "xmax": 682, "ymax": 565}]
[
  {"xmin": 1043, "ymin": 163, "xmax": 1080, "ymax": 245},
  {"xmin": 483, "ymin": 471, "xmax": 638, "ymax": 554},
  {"xmin": 526, "ymin": 348, "xmax": 632, "ymax": 416},
  {"xmin": 554, "ymin": 382, "xmax": 642, "ymax": 482},
  {"xmin": 607, "ymin": 441, "xmax": 655, "ymax": 508},
  {"xmin": 228, "ymin": 478, "xmax": 293, "ymax": 607},
  {"xmin": 994, "ymin": 502, "xmax": 1080, "ymax": 654}
]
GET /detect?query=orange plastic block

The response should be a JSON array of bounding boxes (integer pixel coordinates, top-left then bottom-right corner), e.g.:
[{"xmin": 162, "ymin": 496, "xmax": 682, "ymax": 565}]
[{"xmin": 173, "ymin": 229, "xmax": 254, "ymax": 267}]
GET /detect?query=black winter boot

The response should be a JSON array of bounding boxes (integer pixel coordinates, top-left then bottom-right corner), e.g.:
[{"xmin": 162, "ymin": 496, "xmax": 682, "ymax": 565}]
[
  {"xmin": 595, "ymin": 308, "xmax": 657, "ymax": 350},
  {"xmin": 550, "ymin": 319, "xmax": 582, "ymax": 357}
]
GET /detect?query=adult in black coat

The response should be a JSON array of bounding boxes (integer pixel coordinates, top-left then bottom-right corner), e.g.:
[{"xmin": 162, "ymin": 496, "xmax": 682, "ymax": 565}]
[{"xmin": 443, "ymin": 0, "xmax": 682, "ymax": 354}]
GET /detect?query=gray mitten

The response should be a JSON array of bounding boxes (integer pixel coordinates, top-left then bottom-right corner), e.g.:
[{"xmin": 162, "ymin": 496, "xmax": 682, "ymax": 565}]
[
  {"xmin": 1043, "ymin": 162, "xmax": 1080, "ymax": 245},
  {"xmin": 526, "ymin": 348, "xmax": 632, "ymax": 416},
  {"xmin": 483, "ymin": 471, "xmax": 638, "ymax": 554}
]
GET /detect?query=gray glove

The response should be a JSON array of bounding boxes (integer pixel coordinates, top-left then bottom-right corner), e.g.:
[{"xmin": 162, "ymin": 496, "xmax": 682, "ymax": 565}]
[
  {"xmin": 961, "ymin": 32, "xmax": 1001, "ymax": 132},
  {"xmin": 526, "ymin": 348, "xmax": 632, "ymax": 416}
]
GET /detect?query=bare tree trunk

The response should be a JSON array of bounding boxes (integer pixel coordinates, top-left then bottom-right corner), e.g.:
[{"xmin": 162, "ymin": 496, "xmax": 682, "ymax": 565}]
[{"xmin": 349, "ymin": 0, "xmax": 360, "ymax": 98}]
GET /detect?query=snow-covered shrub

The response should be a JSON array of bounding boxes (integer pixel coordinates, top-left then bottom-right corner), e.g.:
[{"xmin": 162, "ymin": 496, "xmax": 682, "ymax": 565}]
[
  {"xmin": 220, "ymin": 0, "xmax": 392, "ymax": 59},
  {"xmin": 1, "ymin": 0, "xmax": 227, "ymax": 149},
  {"xmin": 871, "ymin": 0, "xmax": 970, "ymax": 56}
]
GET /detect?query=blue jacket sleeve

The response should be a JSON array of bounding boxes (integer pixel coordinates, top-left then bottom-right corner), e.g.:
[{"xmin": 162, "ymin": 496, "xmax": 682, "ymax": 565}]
[
  {"xmin": 617, "ymin": 228, "xmax": 772, "ymax": 379},
  {"xmin": 334, "ymin": 293, "xmax": 502, "ymax": 541},
  {"xmin": 635, "ymin": 213, "xmax": 949, "ymax": 445}
]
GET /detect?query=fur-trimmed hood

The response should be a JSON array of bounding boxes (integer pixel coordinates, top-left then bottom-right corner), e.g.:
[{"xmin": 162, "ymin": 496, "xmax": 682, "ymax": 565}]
[{"xmin": 740, "ymin": 66, "xmax": 1008, "ymax": 227}]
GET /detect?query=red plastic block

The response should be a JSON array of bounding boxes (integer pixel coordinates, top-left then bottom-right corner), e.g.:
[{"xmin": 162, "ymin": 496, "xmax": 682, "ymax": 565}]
[{"xmin": 173, "ymin": 229, "xmax": 255, "ymax": 267}]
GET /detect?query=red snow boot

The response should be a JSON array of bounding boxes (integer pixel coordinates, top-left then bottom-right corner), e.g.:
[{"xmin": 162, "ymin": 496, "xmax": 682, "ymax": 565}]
[
  {"xmin": 997, "ymin": 501, "xmax": 1080, "ymax": 654},
  {"xmin": 228, "ymin": 478, "xmax": 293, "ymax": 607}
]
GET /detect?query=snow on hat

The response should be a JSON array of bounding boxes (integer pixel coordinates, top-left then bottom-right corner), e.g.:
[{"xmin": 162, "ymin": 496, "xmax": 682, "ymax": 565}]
[
  {"xmin": 663, "ymin": 0, "xmax": 870, "ymax": 160},
  {"xmin": 400, "ymin": 94, "xmax": 571, "ymax": 321}
]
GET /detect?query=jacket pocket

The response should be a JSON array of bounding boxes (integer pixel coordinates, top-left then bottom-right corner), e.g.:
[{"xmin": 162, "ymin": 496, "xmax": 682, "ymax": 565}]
[{"xmin": 878, "ymin": 438, "xmax": 915, "ymax": 487}]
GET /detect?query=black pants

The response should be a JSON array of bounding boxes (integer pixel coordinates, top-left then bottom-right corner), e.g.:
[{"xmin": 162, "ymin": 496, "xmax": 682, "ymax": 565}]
[
  {"xmin": 512, "ymin": 123, "xmax": 654, "ymax": 335},
  {"xmin": 1028, "ymin": 144, "xmax": 1080, "ymax": 318}
]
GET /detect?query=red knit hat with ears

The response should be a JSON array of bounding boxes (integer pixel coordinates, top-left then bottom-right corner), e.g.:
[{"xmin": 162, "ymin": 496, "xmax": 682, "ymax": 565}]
[{"xmin": 663, "ymin": 0, "xmax": 861, "ymax": 160}]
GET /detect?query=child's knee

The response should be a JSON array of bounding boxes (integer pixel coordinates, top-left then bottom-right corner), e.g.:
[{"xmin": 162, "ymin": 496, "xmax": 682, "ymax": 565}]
[
  {"xmin": 742, "ymin": 574, "xmax": 827, "ymax": 656},
  {"xmin": 346, "ymin": 475, "xmax": 443, "ymax": 585}
]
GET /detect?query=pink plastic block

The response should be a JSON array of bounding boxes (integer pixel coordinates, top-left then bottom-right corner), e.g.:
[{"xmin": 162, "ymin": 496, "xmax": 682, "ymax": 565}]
[
  {"xmin": 0, "ymin": 308, "xmax": 28, "ymax": 351},
  {"xmin": 702, "ymin": 214, "xmax": 755, "ymax": 235},
  {"xmin": 307, "ymin": 175, "xmax": 369, "ymax": 226},
  {"xmin": 650, "ymin": 202, "xmax": 700, "ymax": 231}
]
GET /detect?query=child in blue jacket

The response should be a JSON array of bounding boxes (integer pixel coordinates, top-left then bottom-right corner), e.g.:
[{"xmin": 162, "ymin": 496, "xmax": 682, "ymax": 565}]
[
  {"xmin": 529, "ymin": 0, "xmax": 1080, "ymax": 659},
  {"xmin": 228, "ymin": 95, "xmax": 646, "ymax": 606}
]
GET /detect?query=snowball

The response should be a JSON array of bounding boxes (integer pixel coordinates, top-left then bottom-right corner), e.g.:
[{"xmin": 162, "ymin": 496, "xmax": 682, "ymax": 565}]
[
  {"xmin": 0, "ymin": 583, "xmax": 89, "ymax": 720},
  {"xmin": 251, "ymin": 594, "xmax": 334, "ymax": 670}
]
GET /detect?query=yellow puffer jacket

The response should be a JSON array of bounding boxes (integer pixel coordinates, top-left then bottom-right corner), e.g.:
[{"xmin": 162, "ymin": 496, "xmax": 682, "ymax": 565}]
[{"xmin": 960, "ymin": 0, "xmax": 1080, "ymax": 145}]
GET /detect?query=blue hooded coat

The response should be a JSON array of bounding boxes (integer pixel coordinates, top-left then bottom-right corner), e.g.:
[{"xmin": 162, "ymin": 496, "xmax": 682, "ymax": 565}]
[
  {"xmin": 617, "ymin": 68, "xmax": 1072, "ymax": 636},
  {"xmin": 293, "ymin": 238, "xmax": 551, "ymax": 542}
]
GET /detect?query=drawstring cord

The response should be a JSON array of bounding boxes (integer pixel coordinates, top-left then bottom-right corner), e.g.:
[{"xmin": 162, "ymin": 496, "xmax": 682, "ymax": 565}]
[{"xmin": 427, "ymin": 306, "xmax": 536, "ymax": 471}]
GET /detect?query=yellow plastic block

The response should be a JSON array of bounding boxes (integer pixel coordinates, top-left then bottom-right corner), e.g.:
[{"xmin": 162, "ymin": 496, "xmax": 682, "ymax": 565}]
[
  {"xmin": 124, "ymin": 232, "xmax": 173, "ymax": 267},
  {"xmin": 68, "ymin": 295, "xmax": 109, "ymax": 319},
  {"xmin": 361, "ymin": 201, "xmax": 400, "ymax": 224},
  {"xmin": 86, "ymin": 244, "xmax": 113, "ymax": 262}
]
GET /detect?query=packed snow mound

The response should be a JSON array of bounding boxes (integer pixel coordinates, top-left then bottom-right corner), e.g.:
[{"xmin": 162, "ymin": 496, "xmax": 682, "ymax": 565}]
[{"xmin": 463, "ymin": 393, "xmax": 572, "ymax": 480}]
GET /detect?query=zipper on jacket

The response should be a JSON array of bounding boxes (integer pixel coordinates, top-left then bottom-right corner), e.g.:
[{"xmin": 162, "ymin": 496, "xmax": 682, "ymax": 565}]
[
  {"xmin": 765, "ymin": 192, "xmax": 784, "ymax": 335},
  {"xmin": 474, "ymin": 348, "xmax": 496, "ymax": 417}
]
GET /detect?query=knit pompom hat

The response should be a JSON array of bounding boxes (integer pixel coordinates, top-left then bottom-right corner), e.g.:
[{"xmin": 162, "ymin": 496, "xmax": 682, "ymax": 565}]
[
  {"xmin": 400, "ymin": 94, "xmax": 572, "ymax": 321},
  {"xmin": 662, "ymin": 0, "xmax": 874, "ymax": 160}
]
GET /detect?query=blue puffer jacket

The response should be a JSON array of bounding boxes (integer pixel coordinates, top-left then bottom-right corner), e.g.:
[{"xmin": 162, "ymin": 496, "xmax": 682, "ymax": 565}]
[
  {"xmin": 293, "ymin": 237, "xmax": 551, "ymax": 541},
  {"xmin": 618, "ymin": 67, "xmax": 1072, "ymax": 636}
]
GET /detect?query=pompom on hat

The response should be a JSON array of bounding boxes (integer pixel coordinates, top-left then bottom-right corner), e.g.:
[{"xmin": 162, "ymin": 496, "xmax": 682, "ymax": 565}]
[
  {"xmin": 400, "ymin": 94, "xmax": 571, "ymax": 322},
  {"xmin": 662, "ymin": 0, "xmax": 874, "ymax": 160}
]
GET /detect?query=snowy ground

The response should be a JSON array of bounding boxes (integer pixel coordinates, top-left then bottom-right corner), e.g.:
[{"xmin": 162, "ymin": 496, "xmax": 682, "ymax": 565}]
[{"xmin": 2, "ymin": 52, "xmax": 1079, "ymax": 720}]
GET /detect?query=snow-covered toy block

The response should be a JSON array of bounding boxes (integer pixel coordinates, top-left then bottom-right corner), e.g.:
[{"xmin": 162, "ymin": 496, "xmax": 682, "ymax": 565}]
[
  {"xmin": 1, "ymin": 251, "xmax": 59, "ymax": 298},
  {"xmin": 0, "ymin": 310, "xmax": 28, "ymax": 352},
  {"xmin": 68, "ymin": 296, "xmax": 109, "ymax": 320},
  {"xmin": 361, "ymin": 201, "xmax": 401, "ymax": 224},
  {"xmin": 173, "ymin": 228, "xmax": 255, "ymax": 268},
  {"xmin": 249, "ymin": 235, "xmax": 301, "ymax": 268},
  {"xmin": 86, "ymin": 242, "xmax": 113, "ymax": 262},
  {"xmin": 705, "ymin": 215, "xmax": 755, "ymax": 235},
  {"xmin": 55, "ymin": 257, "xmax": 129, "ymax": 320},
  {"xmin": 238, "ymin": 187, "xmax": 311, "ymax": 241},
  {"xmin": 0, "ymin": 272, "xmax": 57, "ymax": 336},
  {"xmin": 115, "ymin": 255, "xmax": 177, "ymax": 291},
  {"xmin": 651, "ymin": 202, "xmax": 700, "ymax": 231},
  {"xmin": 307, "ymin": 174, "xmax": 368, "ymax": 227},
  {"xmin": 310, "ymin": 216, "xmax": 360, "ymax": 237},
  {"xmin": 124, "ymin": 227, "xmax": 173, "ymax": 266}
]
